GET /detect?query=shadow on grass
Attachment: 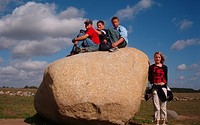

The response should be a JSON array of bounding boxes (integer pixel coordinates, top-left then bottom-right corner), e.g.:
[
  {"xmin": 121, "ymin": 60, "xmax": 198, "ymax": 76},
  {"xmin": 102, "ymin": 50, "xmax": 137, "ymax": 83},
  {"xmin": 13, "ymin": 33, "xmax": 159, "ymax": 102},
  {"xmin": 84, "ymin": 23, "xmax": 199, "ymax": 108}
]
[
  {"xmin": 24, "ymin": 114, "xmax": 141, "ymax": 125},
  {"xmin": 125, "ymin": 119, "xmax": 142, "ymax": 125},
  {"xmin": 24, "ymin": 113, "xmax": 61, "ymax": 125}
]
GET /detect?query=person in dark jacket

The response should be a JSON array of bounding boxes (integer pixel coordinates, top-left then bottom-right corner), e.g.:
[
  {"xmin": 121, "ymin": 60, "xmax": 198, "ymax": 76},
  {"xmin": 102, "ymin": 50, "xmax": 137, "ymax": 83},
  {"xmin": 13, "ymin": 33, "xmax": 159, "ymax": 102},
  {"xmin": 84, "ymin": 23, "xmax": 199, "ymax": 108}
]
[
  {"xmin": 95, "ymin": 20, "xmax": 111, "ymax": 51},
  {"xmin": 148, "ymin": 52, "xmax": 168, "ymax": 125}
]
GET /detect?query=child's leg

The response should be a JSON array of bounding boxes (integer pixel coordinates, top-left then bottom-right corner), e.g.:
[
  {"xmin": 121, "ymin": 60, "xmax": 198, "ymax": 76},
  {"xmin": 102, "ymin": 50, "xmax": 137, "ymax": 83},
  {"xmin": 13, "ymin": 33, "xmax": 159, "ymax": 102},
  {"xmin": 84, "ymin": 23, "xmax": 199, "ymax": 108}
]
[
  {"xmin": 153, "ymin": 89, "xmax": 161, "ymax": 123},
  {"xmin": 107, "ymin": 28, "xmax": 120, "ymax": 44},
  {"xmin": 161, "ymin": 87, "xmax": 167, "ymax": 124}
]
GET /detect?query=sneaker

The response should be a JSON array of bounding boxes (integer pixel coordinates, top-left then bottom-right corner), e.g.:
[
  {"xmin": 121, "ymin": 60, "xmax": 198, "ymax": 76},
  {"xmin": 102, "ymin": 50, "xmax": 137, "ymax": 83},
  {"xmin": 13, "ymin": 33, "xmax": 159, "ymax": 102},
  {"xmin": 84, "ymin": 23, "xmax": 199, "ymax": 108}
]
[
  {"xmin": 66, "ymin": 52, "xmax": 75, "ymax": 57},
  {"xmin": 80, "ymin": 48, "xmax": 88, "ymax": 53},
  {"xmin": 109, "ymin": 47, "xmax": 118, "ymax": 52},
  {"xmin": 74, "ymin": 47, "xmax": 81, "ymax": 54}
]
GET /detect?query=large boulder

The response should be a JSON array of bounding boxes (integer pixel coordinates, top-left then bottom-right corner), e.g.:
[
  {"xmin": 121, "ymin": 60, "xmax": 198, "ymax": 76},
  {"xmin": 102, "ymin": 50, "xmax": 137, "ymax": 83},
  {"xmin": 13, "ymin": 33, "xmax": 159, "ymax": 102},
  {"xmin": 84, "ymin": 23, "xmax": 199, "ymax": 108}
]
[{"xmin": 34, "ymin": 47, "xmax": 149, "ymax": 125}]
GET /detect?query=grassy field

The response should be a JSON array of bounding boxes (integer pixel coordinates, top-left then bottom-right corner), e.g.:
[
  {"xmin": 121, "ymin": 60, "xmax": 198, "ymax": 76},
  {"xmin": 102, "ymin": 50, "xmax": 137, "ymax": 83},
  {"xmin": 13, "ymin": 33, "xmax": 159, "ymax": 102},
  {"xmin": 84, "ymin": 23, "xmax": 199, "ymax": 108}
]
[
  {"xmin": 134, "ymin": 95, "xmax": 200, "ymax": 125},
  {"xmin": 0, "ymin": 88, "xmax": 200, "ymax": 125},
  {"xmin": 0, "ymin": 88, "xmax": 36, "ymax": 119}
]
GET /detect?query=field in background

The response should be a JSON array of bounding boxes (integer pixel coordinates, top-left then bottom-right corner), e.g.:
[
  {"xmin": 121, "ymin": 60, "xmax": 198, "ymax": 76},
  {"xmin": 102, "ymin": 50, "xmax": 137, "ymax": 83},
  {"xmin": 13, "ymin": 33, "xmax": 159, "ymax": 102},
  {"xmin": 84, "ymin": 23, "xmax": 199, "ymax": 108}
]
[
  {"xmin": 0, "ymin": 88, "xmax": 37, "ymax": 118},
  {"xmin": 135, "ymin": 93, "xmax": 200, "ymax": 125},
  {"xmin": 0, "ymin": 88, "xmax": 200, "ymax": 125}
]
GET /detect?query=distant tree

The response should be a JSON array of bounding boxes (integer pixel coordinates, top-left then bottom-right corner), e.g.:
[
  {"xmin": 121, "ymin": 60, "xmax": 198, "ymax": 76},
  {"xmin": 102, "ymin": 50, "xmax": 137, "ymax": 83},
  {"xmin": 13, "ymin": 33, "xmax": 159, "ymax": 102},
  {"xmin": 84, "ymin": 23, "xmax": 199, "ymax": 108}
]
[
  {"xmin": 171, "ymin": 88, "xmax": 199, "ymax": 93},
  {"xmin": 2, "ymin": 86, "xmax": 9, "ymax": 88},
  {"xmin": 24, "ymin": 85, "xmax": 38, "ymax": 89},
  {"xmin": 24, "ymin": 85, "xmax": 29, "ymax": 89}
]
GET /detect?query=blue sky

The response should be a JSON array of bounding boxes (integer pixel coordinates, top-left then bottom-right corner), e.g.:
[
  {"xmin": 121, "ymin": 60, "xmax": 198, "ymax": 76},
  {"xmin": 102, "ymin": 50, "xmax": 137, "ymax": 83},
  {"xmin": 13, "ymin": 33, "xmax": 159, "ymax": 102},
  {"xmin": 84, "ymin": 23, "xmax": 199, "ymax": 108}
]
[{"xmin": 0, "ymin": 0, "xmax": 200, "ymax": 89}]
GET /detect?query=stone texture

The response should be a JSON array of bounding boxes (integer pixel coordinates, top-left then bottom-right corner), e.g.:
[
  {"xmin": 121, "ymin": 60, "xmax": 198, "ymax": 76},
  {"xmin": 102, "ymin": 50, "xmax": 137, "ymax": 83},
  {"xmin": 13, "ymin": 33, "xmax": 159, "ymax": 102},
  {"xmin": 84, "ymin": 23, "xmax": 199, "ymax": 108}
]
[
  {"xmin": 167, "ymin": 110, "xmax": 178, "ymax": 119},
  {"xmin": 34, "ymin": 47, "xmax": 149, "ymax": 125}
]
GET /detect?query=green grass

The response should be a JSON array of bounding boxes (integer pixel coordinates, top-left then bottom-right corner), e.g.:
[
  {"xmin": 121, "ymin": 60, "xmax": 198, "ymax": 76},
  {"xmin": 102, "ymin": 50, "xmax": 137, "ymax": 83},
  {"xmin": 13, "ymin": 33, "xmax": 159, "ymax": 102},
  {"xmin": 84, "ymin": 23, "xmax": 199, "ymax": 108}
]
[
  {"xmin": 0, "ymin": 89, "xmax": 200, "ymax": 125},
  {"xmin": 0, "ymin": 88, "xmax": 37, "ymax": 118},
  {"xmin": 0, "ymin": 95, "xmax": 36, "ymax": 118},
  {"xmin": 132, "ymin": 93, "xmax": 200, "ymax": 125}
]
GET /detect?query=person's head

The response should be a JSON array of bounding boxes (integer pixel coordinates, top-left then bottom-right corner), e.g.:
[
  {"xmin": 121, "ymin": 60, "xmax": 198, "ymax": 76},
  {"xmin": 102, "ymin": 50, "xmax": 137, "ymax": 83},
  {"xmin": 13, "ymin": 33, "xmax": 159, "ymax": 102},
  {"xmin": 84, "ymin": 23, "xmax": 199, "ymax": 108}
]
[
  {"xmin": 84, "ymin": 19, "xmax": 93, "ymax": 29},
  {"xmin": 111, "ymin": 16, "xmax": 120, "ymax": 28},
  {"xmin": 154, "ymin": 52, "xmax": 165, "ymax": 65},
  {"xmin": 97, "ymin": 20, "xmax": 105, "ymax": 30}
]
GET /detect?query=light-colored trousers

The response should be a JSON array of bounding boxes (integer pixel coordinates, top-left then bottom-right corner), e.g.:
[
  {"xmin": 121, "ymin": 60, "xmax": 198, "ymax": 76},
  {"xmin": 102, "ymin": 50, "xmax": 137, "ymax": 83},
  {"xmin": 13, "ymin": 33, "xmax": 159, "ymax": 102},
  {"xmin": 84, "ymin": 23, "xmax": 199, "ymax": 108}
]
[{"xmin": 153, "ymin": 87, "xmax": 167, "ymax": 121}]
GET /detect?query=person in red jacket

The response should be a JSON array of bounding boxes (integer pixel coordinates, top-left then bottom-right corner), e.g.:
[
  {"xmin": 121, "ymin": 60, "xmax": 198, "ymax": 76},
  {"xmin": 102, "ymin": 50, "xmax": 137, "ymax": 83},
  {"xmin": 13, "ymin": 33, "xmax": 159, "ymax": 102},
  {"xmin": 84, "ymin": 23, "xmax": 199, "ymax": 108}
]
[
  {"xmin": 148, "ymin": 52, "xmax": 168, "ymax": 125},
  {"xmin": 68, "ymin": 19, "xmax": 100, "ymax": 56}
]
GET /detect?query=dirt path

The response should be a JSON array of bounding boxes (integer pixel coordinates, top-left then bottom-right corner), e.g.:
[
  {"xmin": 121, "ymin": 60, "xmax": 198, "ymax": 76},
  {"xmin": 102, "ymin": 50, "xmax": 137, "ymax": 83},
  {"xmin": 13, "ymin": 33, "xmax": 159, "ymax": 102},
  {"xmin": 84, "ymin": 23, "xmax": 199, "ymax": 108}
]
[{"xmin": 0, "ymin": 119, "xmax": 30, "ymax": 125}]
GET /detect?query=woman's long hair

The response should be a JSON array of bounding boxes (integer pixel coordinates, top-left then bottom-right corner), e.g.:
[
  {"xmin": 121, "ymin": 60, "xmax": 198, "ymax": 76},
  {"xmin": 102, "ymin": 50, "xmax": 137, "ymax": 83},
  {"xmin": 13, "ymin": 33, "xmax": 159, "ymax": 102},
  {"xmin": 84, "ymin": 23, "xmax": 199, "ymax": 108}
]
[{"xmin": 154, "ymin": 52, "xmax": 165, "ymax": 64}]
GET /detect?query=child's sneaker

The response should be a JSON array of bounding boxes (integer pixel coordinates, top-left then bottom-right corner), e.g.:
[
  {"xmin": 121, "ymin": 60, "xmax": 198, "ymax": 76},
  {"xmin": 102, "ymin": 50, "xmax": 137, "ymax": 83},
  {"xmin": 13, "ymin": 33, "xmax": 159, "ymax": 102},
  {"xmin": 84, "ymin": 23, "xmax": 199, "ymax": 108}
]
[
  {"xmin": 74, "ymin": 47, "xmax": 81, "ymax": 54},
  {"xmin": 66, "ymin": 52, "xmax": 75, "ymax": 57},
  {"xmin": 109, "ymin": 47, "xmax": 118, "ymax": 52},
  {"xmin": 80, "ymin": 48, "xmax": 88, "ymax": 53}
]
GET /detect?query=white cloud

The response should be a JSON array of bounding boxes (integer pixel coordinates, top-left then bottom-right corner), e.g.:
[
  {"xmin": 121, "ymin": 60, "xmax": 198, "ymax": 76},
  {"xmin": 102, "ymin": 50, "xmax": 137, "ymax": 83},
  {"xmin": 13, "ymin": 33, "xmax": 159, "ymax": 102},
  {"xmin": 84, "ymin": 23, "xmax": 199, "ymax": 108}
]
[
  {"xmin": 127, "ymin": 25, "xmax": 133, "ymax": 33},
  {"xmin": 13, "ymin": 59, "xmax": 48, "ymax": 71},
  {"xmin": 179, "ymin": 76, "xmax": 184, "ymax": 80},
  {"xmin": 0, "ymin": 68, "xmax": 44, "ymax": 87},
  {"xmin": 190, "ymin": 68, "xmax": 200, "ymax": 80},
  {"xmin": 178, "ymin": 63, "xmax": 200, "ymax": 71},
  {"xmin": 171, "ymin": 18, "xmax": 193, "ymax": 31},
  {"xmin": 171, "ymin": 39, "xmax": 200, "ymax": 50},
  {"xmin": 196, "ymin": 71, "xmax": 200, "ymax": 76},
  {"xmin": 0, "ymin": 66, "xmax": 18, "ymax": 75},
  {"xmin": 190, "ymin": 72, "xmax": 200, "ymax": 81},
  {"xmin": 176, "ymin": 64, "xmax": 187, "ymax": 70},
  {"xmin": 58, "ymin": 6, "xmax": 85, "ymax": 19},
  {"xmin": 0, "ymin": 2, "xmax": 85, "ymax": 40},
  {"xmin": 115, "ymin": 6, "xmax": 135, "ymax": 20},
  {"xmin": 0, "ymin": 37, "xmax": 17, "ymax": 49},
  {"xmin": 12, "ymin": 37, "xmax": 70, "ymax": 58},
  {"xmin": 178, "ymin": 19, "xmax": 193, "ymax": 30},
  {"xmin": 172, "ymin": 63, "xmax": 200, "ymax": 89},
  {"xmin": 176, "ymin": 63, "xmax": 200, "ymax": 83},
  {"xmin": 0, "ymin": 59, "xmax": 48, "ymax": 87},
  {"xmin": 115, "ymin": 0, "xmax": 155, "ymax": 20},
  {"xmin": 189, "ymin": 63, "xmax": 198, "ymax": 69},
  {"xmin": 0, "ymin": 2, "xmax": 87, "ymax": 58}
]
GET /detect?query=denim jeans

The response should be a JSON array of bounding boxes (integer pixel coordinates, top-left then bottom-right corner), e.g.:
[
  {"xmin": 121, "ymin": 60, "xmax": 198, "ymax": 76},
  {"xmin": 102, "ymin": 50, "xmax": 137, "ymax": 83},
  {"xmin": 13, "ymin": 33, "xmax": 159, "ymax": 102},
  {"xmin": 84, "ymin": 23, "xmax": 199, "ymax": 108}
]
[
  {"xmin": 107, "ymin": 28, "xmax": 127, "ymax": 48},
  {"xmin": 76, "ymin": 32, "xmax": 99, "ymax": 52}
]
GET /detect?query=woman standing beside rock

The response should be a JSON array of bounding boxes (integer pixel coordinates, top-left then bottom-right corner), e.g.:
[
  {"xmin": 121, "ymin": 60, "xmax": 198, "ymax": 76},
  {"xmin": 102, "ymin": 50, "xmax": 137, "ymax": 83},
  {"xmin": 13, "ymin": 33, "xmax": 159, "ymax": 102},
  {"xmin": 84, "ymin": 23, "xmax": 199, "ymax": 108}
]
[{"xmin": 148, "ymin": 52, "xmax": 168, "ymax": 125}]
